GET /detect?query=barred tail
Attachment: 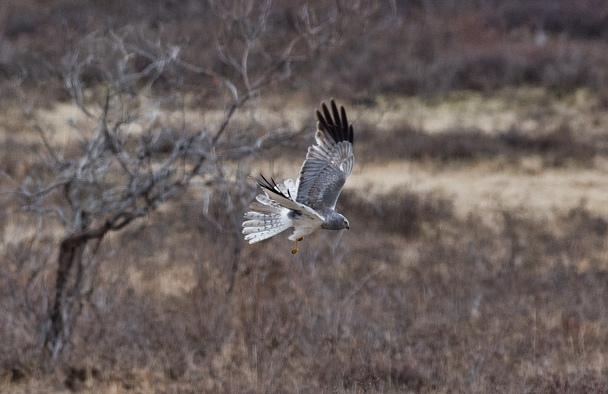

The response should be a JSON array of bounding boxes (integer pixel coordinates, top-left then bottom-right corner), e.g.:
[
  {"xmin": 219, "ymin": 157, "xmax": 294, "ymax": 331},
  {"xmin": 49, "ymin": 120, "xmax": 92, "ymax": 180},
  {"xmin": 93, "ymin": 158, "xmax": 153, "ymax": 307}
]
[{"xmin": 242, "ymin": 194, "xmax": 292, "ymax": 244}]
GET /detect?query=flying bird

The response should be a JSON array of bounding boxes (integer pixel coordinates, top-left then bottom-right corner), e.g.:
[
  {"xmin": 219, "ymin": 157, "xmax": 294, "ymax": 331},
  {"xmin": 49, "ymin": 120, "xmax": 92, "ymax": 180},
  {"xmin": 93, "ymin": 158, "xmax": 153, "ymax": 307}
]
[{"xmin": 242, "ymin": 99, "xmax": 355, "ymax": 254}]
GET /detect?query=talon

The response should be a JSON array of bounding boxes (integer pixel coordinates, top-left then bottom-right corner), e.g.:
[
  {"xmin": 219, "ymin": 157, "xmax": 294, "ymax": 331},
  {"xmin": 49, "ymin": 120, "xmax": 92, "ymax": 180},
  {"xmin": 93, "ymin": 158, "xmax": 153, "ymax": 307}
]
[{"xmin": 291, "ymin": 237, "xmax": 304, "ymax": 254}]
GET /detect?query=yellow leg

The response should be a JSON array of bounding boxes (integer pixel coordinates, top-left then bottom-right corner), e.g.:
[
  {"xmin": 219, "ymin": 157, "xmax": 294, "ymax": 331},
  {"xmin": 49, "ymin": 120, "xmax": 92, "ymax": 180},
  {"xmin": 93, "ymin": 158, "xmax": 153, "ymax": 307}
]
[{"xmin": 291, "ymin": 237, "xmax": 304, "ymax": 254}]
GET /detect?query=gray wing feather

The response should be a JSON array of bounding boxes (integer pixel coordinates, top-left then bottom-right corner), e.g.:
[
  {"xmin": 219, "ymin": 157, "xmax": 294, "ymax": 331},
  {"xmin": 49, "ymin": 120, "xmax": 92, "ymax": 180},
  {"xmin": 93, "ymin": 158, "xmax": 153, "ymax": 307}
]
[{"xmin": 296, "ymin": 100, "xmax": 355, "ymax": 211}]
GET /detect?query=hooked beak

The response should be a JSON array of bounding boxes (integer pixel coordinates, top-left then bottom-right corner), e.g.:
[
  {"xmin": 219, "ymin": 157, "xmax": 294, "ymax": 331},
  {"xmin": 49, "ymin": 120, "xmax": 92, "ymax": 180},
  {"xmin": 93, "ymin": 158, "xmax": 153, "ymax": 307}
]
[{"xmin": 346, "ymin": 223, "xmax": 350, "ymax": 230}]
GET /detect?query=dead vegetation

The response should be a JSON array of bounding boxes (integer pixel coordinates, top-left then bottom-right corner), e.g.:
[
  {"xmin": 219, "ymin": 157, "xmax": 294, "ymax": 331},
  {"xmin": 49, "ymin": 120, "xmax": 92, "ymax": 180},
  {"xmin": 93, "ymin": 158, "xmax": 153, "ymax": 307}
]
[
  {"xmin": 2, "ymin": 1, "xmax": 608, "ymax": 393},
  {"xmin": 3, "ymin": 178, "xmax": 608, "ymax": 392},
  {"xmin": 4, "ymin": 0, "xmax": 608, "ymax": 101},
  {"xmin": 357, "ymin": 122, "xmax": 601, "ymax": 166}
]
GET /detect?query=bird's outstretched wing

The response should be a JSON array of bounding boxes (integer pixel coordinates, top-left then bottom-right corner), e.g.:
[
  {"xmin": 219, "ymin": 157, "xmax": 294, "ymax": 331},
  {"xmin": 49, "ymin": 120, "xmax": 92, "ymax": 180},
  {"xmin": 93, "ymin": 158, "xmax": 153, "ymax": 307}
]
[{"xmin": 296, "ymin": 100, "xmax": 354, "ymax": 211}]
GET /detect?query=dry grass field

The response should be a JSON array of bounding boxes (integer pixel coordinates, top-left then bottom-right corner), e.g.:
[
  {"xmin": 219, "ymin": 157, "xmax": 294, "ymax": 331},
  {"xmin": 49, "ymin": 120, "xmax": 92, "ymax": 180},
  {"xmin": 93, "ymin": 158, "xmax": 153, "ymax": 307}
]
[
  {"xmin": 2, "ymin": 1, "xmax": 608, "ymax": 393},
  {"xmin": 2, "ymin": 89, "xmax": 608, "ymax": 393}
]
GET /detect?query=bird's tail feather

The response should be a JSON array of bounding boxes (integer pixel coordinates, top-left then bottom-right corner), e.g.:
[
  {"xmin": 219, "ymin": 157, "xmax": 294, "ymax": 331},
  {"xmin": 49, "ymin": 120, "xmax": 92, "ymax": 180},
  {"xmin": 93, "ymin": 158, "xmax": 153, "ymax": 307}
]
[
  {"xmin": 242, "ymin": 195, "xmax": 292, "ymax": 244},
  {"xmin": 243, "ymin": 178, "xmax": 300, "ymax": 244}
]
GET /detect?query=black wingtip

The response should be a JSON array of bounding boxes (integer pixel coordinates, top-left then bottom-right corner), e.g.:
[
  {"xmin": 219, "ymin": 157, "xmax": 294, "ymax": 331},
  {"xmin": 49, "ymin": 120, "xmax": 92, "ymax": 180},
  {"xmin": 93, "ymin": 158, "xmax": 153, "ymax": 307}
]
[
  {"xmin": 257, "ymin": 174, "xmax": 275, "ymax": 191},
  {"xmin": 316, "ymin": 99, "xmax": 354, "ymax": 144},
  {"xmin": 256, "ymin": 174, "xmax": 293, "ymax": 201}
]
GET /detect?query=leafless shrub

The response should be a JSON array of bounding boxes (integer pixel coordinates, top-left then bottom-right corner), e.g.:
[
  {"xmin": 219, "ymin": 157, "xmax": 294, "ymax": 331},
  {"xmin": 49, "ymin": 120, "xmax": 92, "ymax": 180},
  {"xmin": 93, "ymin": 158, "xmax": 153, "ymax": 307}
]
[
  {"xmin": 2, "ymin": 0, "xmax": 394, "ymax": 101},
  {"xmin": 10, "ymin": 0, "xmax": 365, "ymax": 363},
  {"xmin": 339, "ymin": 188, "xmax": 454, "ymax": 237},
  {"xmin": 403, "ymin": 203, "xmax": 608, "ymax": 391},
  {"xmin": 357, "ymin": 124, "xmax": 508, "ymax": 163},
  {"xmin": 0, "ymin": 215, "xmax": 54, "ymax": 376},
  {"xmin": 492, "ymin": 0, "xmax": 608, "ymax": 39},
  {"xmin": 357, "ymin": 122, "xmax": 602, "ymax": 166},
  {"xmin": 3, "ymin": 176, "xmax": 608, "ymax": 391},
  {"xmin": 338, "ymin": 362, "xmax": 426, "ymax": 392},
  {"xmin": 7, "ymin": 0, "xmax": 608, "ymax": 99},
  {"xmin": 500, "ymin": 124, "xmax": 599, "ymax": 166}
]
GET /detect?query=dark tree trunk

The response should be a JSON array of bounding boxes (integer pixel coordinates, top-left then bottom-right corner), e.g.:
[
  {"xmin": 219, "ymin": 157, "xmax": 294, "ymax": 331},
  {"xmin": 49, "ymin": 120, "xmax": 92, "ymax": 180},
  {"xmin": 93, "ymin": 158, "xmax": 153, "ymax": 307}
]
[
  {"xmin": 44, "ymin": 211, "xmax": 133, "ymax": 358},
  {"xmin": 45, "ymin": 211, "xmax": 92, "ymax": 358},
  {"xmin": 45, "ymin": 236, "xmax": 88, "ymax": 358}
]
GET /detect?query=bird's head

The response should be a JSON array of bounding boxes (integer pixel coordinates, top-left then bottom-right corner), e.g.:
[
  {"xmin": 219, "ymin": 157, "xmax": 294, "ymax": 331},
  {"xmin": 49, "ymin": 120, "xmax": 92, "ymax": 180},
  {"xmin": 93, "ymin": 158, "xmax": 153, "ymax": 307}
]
[{"xmin": 322, "ymin": 212, "xmax": 350, "ymax": 230}]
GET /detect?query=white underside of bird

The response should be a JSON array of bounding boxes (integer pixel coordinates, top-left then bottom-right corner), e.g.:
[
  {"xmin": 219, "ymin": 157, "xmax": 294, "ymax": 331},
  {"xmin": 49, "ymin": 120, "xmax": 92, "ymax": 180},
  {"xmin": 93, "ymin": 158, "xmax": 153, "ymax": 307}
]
[{"xmin": 242, "ymin": 178, "xmax": 324, "ymax": 244}]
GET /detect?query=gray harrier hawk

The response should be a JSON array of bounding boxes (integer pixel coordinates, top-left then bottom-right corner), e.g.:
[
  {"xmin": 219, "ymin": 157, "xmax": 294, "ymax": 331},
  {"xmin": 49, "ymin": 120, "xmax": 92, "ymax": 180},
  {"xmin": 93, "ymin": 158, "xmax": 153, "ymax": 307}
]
[{"xmin": 242, "ymin": 99, "xmax": 355, "ymax": 254}]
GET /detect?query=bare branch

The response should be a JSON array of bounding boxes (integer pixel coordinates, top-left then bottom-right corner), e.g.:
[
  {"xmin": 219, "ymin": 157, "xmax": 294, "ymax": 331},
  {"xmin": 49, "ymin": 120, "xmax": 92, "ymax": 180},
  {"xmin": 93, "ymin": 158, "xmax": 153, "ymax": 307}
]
[{"xmin": 15, "ymin": 0, "xmax": 350, "ymax": 360}]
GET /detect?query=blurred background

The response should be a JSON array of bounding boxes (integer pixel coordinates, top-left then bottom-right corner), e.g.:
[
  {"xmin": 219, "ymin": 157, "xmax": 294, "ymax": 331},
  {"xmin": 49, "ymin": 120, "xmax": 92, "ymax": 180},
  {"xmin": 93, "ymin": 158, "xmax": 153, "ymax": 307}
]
[{"xmin": 1, "ymin": 1, "xmax": 608, "ymax": 392}]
